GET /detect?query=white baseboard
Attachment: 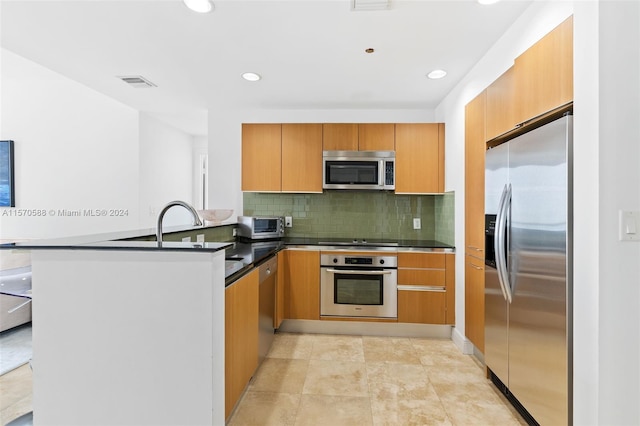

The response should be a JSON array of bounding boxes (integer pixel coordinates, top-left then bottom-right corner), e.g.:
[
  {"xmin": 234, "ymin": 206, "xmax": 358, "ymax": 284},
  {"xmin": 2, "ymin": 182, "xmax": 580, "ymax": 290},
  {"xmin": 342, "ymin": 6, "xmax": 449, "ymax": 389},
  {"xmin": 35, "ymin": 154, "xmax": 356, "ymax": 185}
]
[
  {"xmin": 278, "ymin": 319, "xmax": 452, "ymax": 339},
  {"xmin": 451, "ymin": 327, "xmax": 475, "ymax": 355}
]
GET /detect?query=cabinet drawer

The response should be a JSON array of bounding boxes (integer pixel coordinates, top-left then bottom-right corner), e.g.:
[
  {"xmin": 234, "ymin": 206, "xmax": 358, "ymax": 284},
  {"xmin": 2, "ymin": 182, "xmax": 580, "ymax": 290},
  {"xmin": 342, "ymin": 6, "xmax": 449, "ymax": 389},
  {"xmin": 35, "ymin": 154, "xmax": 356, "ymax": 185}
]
[
  {"xmin": 397, "ymin": 269, "xmax": 445, "ymax": 286},
  {"xmin": 397, "ymin": 252, "xmax": 445, "ymax": 269},
  {"xmin": 397, "ymin": 289, "xmax": 446, "ymax": 324}
]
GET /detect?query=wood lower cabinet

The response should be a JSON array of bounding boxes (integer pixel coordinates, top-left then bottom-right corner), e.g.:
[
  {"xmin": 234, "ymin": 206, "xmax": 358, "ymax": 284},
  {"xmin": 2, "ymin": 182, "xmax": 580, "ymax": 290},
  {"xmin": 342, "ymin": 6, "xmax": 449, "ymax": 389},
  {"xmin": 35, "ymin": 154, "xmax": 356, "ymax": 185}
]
[
  {"xmin": 225, "ymin": 269, "xmax": 259, "ymax": 419},
  {"xmin": 514, "ymin": 15, "xmax": 573, "ymax": 124},
  {"xmin": 465, "ymin": 255, "xmax": 485, "ymax": 353},
  {"xmin": 282, "ymin": 249, "xmax": 320, "ymax": 320},
  {"xmin": 395, "ymin": 123, "xmax": 445, "ymax": 194},
  {"xmin": 281, "ymin": 124, "xmax": 323, "ymax": 193},
  {"xmin": 241, "ymin": 124, "xmax": 282, "ymax": 192},
  {"xmin": 397, "ymin": 252, "xmax": 454, "ymax": 325}
]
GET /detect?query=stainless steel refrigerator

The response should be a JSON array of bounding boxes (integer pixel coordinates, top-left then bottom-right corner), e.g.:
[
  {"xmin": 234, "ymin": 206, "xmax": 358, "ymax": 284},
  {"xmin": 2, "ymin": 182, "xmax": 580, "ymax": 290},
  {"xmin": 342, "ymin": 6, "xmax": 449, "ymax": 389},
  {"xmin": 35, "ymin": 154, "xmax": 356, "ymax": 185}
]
[{"xmin": 484, "ymin": 114, "xmax": 572, "ymax": 425}]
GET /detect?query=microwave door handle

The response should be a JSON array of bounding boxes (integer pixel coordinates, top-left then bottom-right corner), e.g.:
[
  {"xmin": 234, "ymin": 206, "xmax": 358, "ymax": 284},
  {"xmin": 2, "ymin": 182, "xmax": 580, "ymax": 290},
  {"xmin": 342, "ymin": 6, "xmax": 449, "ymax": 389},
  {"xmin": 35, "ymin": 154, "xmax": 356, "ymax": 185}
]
[
  {"xmin": 325, "ymin": 269, "xmax": 392, "ymax": 275},
  {"xmin": 379, "ymin": 160, "xmax": 385, "ymax": 187}
]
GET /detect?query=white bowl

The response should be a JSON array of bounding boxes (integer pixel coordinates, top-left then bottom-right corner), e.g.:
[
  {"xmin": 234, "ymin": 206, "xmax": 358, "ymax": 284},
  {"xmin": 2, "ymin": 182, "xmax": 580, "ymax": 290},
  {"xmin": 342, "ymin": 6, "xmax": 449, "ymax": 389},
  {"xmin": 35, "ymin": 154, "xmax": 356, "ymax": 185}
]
[{"xmin": 198, "ymin": 209, "xmax": 233, "ymax": 224}]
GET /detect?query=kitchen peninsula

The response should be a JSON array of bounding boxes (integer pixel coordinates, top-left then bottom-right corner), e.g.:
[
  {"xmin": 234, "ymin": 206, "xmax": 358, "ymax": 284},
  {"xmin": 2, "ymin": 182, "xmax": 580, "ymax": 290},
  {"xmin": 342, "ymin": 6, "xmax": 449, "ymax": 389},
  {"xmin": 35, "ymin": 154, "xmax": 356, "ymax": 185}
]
[{"xmin": 1, "ymin": 227, "xmax": 233, "ymax": 426}]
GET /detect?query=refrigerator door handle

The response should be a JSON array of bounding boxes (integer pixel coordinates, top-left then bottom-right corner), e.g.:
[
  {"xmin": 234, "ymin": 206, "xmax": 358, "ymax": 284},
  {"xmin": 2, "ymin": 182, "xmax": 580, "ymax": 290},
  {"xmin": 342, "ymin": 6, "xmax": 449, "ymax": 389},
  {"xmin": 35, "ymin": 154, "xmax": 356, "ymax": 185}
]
[
  {"xmin": 494, "ymin": 184, "xmax": 510, "ymax": 302},
  {"xmin": 495, "ymin": 184, "xmax": 513, "ymax": 303},
  {"xmin": 502, "ymin": 184, "xmax": 513, "ymax": 303}
]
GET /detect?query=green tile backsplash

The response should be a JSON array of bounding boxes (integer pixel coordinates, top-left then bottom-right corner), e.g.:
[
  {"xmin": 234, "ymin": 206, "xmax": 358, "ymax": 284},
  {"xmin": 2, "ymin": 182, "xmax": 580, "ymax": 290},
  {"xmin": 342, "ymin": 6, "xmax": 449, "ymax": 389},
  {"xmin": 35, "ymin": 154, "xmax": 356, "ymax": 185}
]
[{"xmin": 243, "ymin": 191, "xmax": 455, "ymax": 244}]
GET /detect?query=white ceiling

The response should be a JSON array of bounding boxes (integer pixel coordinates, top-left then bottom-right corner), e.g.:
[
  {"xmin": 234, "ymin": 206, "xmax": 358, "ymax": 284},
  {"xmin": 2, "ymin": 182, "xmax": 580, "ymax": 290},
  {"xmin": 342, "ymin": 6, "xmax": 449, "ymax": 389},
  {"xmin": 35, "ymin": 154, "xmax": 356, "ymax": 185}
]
[{"xmin": 0, "ymin": 0, "xmax": 532, "ymax": 136}]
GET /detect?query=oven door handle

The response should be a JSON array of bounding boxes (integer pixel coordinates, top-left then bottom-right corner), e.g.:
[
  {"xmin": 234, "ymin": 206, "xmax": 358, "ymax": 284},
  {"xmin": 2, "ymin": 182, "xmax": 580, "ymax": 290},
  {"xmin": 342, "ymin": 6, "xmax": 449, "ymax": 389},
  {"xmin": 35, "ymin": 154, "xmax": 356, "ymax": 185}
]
[{"xmin": 324, "ymin": 269, "xmax": 392, "ymax": 275}]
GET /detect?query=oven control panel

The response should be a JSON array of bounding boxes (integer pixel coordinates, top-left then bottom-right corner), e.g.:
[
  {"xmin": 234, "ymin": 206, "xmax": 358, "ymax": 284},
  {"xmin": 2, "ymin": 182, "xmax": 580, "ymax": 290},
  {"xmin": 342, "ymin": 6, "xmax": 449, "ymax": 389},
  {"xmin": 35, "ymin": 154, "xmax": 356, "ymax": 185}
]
[{"xmin": 321, "ymin": 254, "xmax": 397, "ymax": 268}]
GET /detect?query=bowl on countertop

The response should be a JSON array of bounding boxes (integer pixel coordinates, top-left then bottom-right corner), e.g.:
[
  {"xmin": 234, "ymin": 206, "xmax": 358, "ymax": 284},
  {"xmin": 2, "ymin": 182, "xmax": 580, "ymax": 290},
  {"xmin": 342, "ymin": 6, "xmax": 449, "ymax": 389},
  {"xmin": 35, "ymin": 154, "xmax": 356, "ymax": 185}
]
[{"xmin": 198, "ymin": 209, "xmax": 234, "ymax": 224}]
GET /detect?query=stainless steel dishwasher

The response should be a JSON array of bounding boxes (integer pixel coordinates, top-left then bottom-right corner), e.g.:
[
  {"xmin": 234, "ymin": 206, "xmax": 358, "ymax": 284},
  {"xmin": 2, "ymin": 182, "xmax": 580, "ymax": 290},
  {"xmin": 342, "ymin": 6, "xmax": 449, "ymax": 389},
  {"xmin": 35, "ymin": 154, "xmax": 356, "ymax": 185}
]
[{"xmin": 258, "ymin": 255, "xmax": 277, "ymax": 364}]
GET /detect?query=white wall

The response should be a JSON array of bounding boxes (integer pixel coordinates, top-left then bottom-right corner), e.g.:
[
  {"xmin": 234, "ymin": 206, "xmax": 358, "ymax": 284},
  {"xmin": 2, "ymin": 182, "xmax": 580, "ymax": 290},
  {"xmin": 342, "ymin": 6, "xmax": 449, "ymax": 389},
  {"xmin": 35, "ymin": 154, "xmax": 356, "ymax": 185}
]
[
  {"xmin": 207, "ymin": 108, "xmax": 436, "ymax": 218},
  {"xmin": 0, "ymin": 49, "xmax": 140, "ymax": 239},
  {"xmin": 138, "ymin": 113, "xmax": 195, "ymax": 229},
  {"xmin": 0, "ymin": 50, "xmax": 198, "ymax": 240},
  {"xmin": 586, "ymin": 1, "xmax": 640, "ymax": 424}
]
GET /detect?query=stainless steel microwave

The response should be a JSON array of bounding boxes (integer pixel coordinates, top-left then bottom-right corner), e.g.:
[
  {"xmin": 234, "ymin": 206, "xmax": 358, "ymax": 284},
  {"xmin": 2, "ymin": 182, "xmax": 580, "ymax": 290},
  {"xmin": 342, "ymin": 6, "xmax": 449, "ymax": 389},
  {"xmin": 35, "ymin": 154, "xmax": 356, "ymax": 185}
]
[
  {"xmin": 323, "ymin": 151, "xmax": 395, "ymax": 191},
  {"xmin": 237, "ymin": 216, "xmax": 285, "ymax": 240}
]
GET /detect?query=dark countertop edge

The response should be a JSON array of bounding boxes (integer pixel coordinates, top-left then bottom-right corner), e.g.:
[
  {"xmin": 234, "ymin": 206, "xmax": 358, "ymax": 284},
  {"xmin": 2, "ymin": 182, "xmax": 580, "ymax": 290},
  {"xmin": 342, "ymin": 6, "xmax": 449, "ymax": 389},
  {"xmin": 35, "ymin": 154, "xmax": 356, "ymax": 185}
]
[
  {"xmin": 0, "ymin": 241, "xmax": 232, "ymax": 253},
  {"xmin": 0, "ymin": 223, "xmax": 237, "ymax": 250}
]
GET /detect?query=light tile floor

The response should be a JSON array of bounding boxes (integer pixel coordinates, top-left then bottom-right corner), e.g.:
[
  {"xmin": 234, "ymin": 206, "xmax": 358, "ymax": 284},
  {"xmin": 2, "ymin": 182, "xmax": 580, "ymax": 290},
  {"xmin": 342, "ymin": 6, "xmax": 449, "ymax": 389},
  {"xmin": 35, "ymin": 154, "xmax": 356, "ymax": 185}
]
[
  {"xmin": 0, "ymin": 363, "xmax": 32, "ymax": 425},
  {"xmin": 228, "ymin": 333, "xmax": 527, "ymax": 426}
]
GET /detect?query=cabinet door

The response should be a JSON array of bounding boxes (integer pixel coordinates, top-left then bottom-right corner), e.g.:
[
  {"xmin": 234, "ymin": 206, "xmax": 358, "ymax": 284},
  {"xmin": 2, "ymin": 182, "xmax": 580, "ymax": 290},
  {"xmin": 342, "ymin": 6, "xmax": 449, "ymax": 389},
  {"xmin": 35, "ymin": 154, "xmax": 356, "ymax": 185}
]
[
  {"xmin": 225, "ymin": 269, "xmax": 259, "ymax": 419},
  {"xmin": 514, "ymin": 16, "xmax": 573, "ymax": 124},
  {"xmin": 398, "ymin": 289, "xmax": 446, "ymax": 324},
  {"xmin": 358, "ymin": 123, "xmax": 395, "ymax": 151},
  {"xmin": 242, "ymin": 124, "xmax": 282, "ymax": 192},
  {"xmin": 284, "ymin": 250, "xmax": 320, "ymax": 320},
  {"xmin": 465, "ymin": 255, "xmax": 485, "ymax": 352},
  {"xmin": 395, "ymin": 123, "xmax": 444, "ymax": 194},
  {"xmin": 281, "ymin": 124, "xmax": 323, "ymax": 193},
  {"xmin": 323, "ymin": 123, "xmax": 358, "ymax": 151},
  {"xmin": 486, "ymin": 67, "xmax": 516, "ymax": 140},
  {"xmin": 465, "ymin": 91, "xmax": 486, "ymax": 256}
]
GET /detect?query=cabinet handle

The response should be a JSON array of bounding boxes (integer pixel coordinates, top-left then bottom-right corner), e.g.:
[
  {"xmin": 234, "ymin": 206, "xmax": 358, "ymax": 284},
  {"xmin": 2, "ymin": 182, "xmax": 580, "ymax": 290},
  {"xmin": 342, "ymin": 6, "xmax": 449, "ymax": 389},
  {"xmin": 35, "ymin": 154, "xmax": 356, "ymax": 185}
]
[
  {"xmin": 467, "ymin": 262, "xmax": 483, "ymax": 271},
  {"xmin": 324, "ymin": 269, "xmax": 392, "ymax": 275},
  {"xmin": 397, "ymin": 285, "xmax": 445, "ymax": 292},
  {"xmin": 467, "ymin": 245, "xmax": 483, "ymax": 252}
]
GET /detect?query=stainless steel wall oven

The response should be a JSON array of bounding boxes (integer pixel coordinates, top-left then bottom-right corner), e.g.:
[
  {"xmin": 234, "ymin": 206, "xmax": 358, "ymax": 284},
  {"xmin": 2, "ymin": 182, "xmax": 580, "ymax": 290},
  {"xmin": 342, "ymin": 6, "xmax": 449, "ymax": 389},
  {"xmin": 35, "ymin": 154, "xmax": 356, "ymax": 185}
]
[{"xmin": 320, "ymin": 253, "xmax": 397, "ymax": 319}]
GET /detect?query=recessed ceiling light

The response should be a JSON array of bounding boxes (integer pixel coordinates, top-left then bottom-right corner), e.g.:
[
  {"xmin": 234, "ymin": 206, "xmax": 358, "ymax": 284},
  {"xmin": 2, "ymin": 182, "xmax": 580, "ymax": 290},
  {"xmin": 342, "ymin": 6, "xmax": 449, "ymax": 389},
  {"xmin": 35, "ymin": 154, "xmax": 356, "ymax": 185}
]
[
  {"xmin": 427, "ymin": 69, "xmax": 447, "ymax": 80},
  {"xmin": 242, "ymin": 72, "xmax": 261, "ymax": 82},
  {"xmin": 477, "ymin": 0, "xmax": 501, "ymax": 4},
  {"xmin": 183, "ymin": 0, "xmax": 213, "ymax": 13}
]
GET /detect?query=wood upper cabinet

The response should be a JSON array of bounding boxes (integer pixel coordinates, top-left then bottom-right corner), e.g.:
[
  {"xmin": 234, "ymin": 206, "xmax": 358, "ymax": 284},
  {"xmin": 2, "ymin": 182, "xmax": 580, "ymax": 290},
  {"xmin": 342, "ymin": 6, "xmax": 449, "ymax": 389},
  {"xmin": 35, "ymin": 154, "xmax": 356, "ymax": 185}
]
[
  {"xmin": 281, "ymin": 124, "xmax": 323, "ymax": 193},
  {"xmin": 282, "ymin": 249, "xmax": 320, "ymax": 320},
  {"xmin": 397, "ymin": 252, "xmax": 454, "ymax": 325},
  {"xmin": 322, "ymin": 123, "xmax": 394, "ymax": 151},
  {"xmin": 395, "ymin": 123, "xmax": 444, "ymax": 194},
  {"xmin": 358, "ymin": 123, "xmax": 395, "ymax": 151},
  {"xmin": 322, "ymin": 124, "xmax": 358, "ymax": 151},
  {"xmin": 514, "ymin": 15, "xmax": 573, "ymax": 124},
  {"xmin": 225, "ymin": 269, "xmax": 259, "ymax": 419},
  {"xmin": 465, "ymin": 91, "xmax": 486, "ymax": 255},
  {"xmin": 486, "ymin": 67, "xmax": 516, "ymax": 140},
  {"xmin": 242, "ymin": 124, "xmax": 282, "ymax": 192}
]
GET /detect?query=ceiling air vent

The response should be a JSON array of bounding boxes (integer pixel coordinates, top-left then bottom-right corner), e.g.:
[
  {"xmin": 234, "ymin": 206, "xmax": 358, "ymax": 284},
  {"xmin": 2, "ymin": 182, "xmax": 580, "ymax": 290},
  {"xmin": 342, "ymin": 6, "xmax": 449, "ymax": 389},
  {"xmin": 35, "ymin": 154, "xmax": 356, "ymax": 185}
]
[
  {"xmin": 117, "ymin": 75, "xmax": 157, "ymax": 88},
  {"xmin": 351, "ymin": 0, "xmax": 389, "ymax": 11}
]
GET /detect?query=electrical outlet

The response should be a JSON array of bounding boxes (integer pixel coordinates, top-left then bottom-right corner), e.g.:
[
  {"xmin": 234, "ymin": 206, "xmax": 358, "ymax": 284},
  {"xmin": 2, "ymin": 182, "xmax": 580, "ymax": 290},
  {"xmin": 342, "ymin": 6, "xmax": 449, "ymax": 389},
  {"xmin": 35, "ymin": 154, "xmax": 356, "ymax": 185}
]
[
  {"xmin": 285, "ymin": 216, "xmax": 293, "ymax": 227},
  {"xmin": 196, "ymin": 234, "xmax": 205, "ymax": 243},
  {"xmin": 413, "ymin": 218, "xmax": 421, "ymax": 230}
]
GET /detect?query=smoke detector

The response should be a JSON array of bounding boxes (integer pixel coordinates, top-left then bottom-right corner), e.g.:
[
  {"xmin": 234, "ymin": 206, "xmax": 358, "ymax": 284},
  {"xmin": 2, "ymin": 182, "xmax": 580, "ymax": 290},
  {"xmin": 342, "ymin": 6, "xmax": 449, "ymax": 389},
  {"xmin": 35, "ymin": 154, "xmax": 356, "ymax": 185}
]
[{"xmin": 117, "ymin": 75, "xmax": 157, "ymax": 89}]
